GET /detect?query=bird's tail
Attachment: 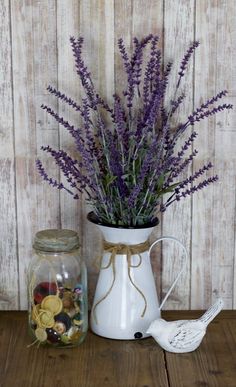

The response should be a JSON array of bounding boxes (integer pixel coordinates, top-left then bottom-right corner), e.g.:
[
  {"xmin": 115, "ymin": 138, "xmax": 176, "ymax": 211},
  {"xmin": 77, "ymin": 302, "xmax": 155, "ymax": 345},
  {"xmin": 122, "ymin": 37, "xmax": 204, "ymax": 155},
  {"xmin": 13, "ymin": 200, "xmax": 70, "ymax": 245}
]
[{"xmin": 200, "ymin": 298, "xmax": 224, "ymax": 325}]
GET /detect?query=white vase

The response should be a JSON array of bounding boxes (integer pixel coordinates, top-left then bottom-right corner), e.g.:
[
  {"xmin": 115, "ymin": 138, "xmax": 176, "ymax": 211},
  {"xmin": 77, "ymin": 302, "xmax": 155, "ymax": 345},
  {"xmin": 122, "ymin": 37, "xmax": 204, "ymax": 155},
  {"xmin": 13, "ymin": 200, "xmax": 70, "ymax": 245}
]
[{"xmin": 89, "ymin": 215, "xmax": 187, "ymax": 340}]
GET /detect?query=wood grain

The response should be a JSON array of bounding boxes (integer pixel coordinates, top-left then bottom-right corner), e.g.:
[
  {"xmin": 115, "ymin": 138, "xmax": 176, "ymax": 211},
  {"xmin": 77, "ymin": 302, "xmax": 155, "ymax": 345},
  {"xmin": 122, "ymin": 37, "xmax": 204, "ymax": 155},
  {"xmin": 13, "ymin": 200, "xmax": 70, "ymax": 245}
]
[
  {"xmin": 211, "ymin": 0, "xmax": 236, "ymax": 309},
  {"xmin": 34, "ymin": 0, "xmax": 60, "ymax": 231},
  {"xmin": 165, "ymin": 312, "xmax": 236, "ymax": 387},
  {"xmin": 11, "ymin": 0, "xmax": 60, "ymax": 310},
  {"xmin": 0, "ymin": 311, "xmax": 168, "ymax": 386},
  {"xmin": 191, "ymin": 0, "xmax": 236, "ymax": 309},
  {"xmin": 0, "ymin": 0, "xmax": 235, "ymax": 310},
  {"xmin": 0, "ymin": 0, "xmax": 18, "ymax": 309},
  {"xmin": 57, "ymin": 0, "xmax": 82, "ymax": 232},
  {"xmin": 0, "ymin": 311, "xmax": 235, "ymax": 387},
  {"xmin": 161, "ymin": 0, "xmax": 194, "ymax": 310}
]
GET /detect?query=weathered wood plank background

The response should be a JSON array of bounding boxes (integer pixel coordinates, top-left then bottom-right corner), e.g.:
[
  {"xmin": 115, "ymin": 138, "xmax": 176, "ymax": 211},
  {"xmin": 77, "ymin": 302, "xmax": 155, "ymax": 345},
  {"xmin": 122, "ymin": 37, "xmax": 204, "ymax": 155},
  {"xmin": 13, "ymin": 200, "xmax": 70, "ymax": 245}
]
[{"xmin": 0, "ymin": 0, "xmax": 235, "ymax": 310}]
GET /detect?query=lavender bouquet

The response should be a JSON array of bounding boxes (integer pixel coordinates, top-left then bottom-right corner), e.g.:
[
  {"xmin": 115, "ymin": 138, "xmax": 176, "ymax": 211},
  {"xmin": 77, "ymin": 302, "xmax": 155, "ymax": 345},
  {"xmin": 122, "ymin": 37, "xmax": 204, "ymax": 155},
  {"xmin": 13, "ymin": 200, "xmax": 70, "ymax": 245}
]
[{"xmin": 37, "ymin": 35, "xmax": 232, "ymax": 227}]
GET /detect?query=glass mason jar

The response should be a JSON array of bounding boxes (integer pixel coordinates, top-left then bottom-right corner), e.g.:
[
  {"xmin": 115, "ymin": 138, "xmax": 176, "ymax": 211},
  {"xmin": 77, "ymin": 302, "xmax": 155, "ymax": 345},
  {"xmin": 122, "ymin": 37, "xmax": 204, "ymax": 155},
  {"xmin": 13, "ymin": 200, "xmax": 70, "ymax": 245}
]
[{"xmin": 28, "ymin": 229, "xmax": 88, "ymax": 348}]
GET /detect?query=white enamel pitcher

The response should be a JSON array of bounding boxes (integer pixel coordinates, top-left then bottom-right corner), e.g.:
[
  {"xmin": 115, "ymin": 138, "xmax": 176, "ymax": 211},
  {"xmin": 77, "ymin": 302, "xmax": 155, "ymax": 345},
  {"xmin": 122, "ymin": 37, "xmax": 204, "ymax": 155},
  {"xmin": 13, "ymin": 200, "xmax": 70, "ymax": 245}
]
[{"xmin": 90, "ymin": 222, "xmax": 188, "ymax": 340}]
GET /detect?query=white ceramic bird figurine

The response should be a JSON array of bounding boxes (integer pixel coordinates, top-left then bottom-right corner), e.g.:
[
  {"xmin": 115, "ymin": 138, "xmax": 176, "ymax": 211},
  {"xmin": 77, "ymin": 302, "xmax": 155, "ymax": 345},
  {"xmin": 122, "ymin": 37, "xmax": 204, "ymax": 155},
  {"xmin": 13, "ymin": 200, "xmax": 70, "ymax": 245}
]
[{"xmin": 146, "ymin": 298, "xmax": 224, "ymax": 353}]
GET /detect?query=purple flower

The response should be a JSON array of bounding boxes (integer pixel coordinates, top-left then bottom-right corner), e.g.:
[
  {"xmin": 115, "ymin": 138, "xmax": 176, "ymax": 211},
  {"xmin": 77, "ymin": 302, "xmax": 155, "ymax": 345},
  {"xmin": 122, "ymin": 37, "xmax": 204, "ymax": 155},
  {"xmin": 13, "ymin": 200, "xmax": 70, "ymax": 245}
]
[
  {"xmin": 36, "ymin": 159, "xmax": 75, "ymax": 197},
  {"xmin": 47, "ymin": 85, "xmax": 83, "ymax": 113},
  {"xmin": 177, "ymin": 41, "xmax": 200, "ymax": 87},
  {"xmin": 188, "ymin": 103, "xmax": 233, "ymax": 125},
  {"xmin": 36, "ymin": 35, "xmax": 232, "ymax": 227}
]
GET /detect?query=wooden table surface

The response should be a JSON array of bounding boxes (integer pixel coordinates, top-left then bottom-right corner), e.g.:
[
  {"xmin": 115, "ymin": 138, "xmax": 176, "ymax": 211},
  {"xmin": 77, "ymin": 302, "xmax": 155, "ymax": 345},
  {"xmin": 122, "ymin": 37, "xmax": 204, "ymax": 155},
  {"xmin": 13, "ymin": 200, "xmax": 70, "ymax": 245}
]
[{"xmin": 0, "ymin": 311, "xmax": 235, "ymax": 387}]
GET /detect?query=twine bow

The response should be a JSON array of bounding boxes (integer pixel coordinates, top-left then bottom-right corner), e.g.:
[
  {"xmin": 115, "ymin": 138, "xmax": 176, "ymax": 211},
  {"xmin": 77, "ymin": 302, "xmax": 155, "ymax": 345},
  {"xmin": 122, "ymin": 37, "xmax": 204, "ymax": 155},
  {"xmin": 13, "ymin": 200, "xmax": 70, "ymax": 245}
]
[{"xmin": 92, "ymin": 240, "xmax": 150, "ymax": 324}]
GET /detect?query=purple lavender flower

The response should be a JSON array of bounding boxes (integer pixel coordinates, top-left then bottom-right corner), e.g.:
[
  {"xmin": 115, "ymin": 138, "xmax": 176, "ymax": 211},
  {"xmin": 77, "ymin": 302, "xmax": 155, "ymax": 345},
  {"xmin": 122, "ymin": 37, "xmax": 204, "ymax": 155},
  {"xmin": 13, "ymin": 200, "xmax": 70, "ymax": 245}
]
[
  {"xmin": 47, "ymin": 85, "xmax": 83, "ymax": 113},
  {"xmin": 188, "ymin": 103, "xmax": 233, "ymax": 125},
  {"xmin": 36, "ymin": 159, "xmax": 75, "ymax": 197},
  {"xmin": 177, "ymin": 41, "xmax": 200, "ymax": 87},
  {"xmin": 175, "ymin": 175, "xmax": 219, "ymax": 202},
  {"xmin": 170, "ymin": 93, "xmax": 186, "ymax": 116},
  {"xmin": 37, "ymin": 35, "xmax": 232, "ymax": 227}
]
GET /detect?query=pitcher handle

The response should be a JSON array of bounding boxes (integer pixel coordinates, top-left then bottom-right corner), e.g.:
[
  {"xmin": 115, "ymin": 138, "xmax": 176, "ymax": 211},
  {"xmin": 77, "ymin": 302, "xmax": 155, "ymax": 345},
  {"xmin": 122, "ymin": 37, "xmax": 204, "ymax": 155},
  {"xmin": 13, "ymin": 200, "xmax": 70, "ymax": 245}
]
[{"xmin": 148, "ymin": 236, "xmax": 188, "ymax": 310}]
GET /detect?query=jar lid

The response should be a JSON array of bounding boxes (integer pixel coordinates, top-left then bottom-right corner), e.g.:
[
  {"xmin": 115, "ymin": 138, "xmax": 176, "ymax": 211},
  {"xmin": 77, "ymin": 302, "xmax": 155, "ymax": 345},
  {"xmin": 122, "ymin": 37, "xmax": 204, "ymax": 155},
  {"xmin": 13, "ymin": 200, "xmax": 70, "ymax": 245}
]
[{"xmin": 33, "ymin": 229, "xmax": 80, "ymax": 252}]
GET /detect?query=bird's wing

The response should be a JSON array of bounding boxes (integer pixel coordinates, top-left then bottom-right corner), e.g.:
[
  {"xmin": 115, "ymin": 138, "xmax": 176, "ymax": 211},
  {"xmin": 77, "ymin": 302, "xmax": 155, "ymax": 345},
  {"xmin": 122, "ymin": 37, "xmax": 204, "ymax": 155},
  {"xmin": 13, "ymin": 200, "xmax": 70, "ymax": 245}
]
[{"xmin": 168, "ymin": 321, "xmax": 206, "ymax": 349}]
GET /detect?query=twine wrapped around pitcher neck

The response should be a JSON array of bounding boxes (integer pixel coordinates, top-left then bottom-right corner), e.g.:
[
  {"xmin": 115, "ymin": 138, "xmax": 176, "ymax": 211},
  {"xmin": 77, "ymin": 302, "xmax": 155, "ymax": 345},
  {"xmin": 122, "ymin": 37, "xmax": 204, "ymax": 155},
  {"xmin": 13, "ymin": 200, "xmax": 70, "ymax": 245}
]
[{"xmin": 92, "ymin": 239, "xmax": 150, "ymax": 324}]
